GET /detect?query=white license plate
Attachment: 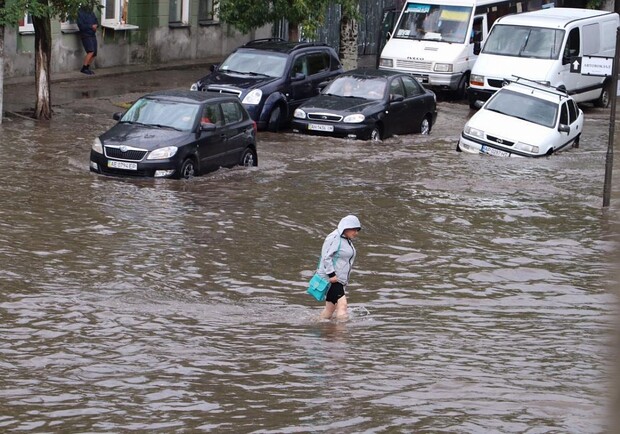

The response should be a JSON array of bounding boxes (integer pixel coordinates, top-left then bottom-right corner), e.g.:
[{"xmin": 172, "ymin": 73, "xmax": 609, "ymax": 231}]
[
  {"xmin": 108, "ymin": 160, "xmax": 138, "ymax": 170},
  {"xmin": 308, "ymin": 123, "xmax": 334, "ymax": 132},
  {"xmin": 481, "ymin": 145, "xmax": 510, "ymax": 157},
  {"xmin": 413, "ymin": 75, "xmax": 428, "ymax": 84}
]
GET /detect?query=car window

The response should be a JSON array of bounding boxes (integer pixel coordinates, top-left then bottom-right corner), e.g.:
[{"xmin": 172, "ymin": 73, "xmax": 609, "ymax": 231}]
[
  {"xmin": 564, "ymin": 28, "xmax": 580, "ymax": 59},
  {"xmin": 122, "ymin": 98, "xmax": 200, "ymax": 132},
  {"xmin": 567, "ymin": 99, "xmax": 578, "ymax": 124},
  {"xmin": 560, "ymin": 102, "xmax": 569, "ymax": 125},
  {"xmin": 220, "ymin": 50, "xmax": 287, "ymax": 78},
  {"xmin": 323, "ymin": 76, "xmax": 386, "ymax": 100},
  {"xmin": 306, "ymin": 52, "xmax": 329, "ymax": 75},
  {"xmin": 389, "ymin": 78, "xmax": 405, "ymax": 97},
  {"xmin": 221, "ymin": 101, "xmax": 244, "ymax": 124},
  {"xmin": 485, "ymin": 89, "xmax": 558, "ymax": 128},
  {"xmin": 292, "ymin": 56, "xmax": 308, "ymax": 77},
  {"xmin": 402, "ymin": 75, "xmax": 423, "ymax": 97},
  {"xmin": 201, "ymin": 103, "xmax": 223, "ymax": 126}
]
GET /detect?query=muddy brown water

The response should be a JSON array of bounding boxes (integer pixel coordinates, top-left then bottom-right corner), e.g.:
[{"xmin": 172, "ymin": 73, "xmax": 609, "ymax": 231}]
[{"xmin": 0, "ymin": 75, "xmax": 619, "ymax": 432}]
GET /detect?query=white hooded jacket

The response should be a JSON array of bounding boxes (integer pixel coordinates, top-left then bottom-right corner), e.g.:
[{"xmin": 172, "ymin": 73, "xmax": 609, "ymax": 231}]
[{"xmin": 317, "ymin": 215, "xmax": 361, "ymax": 286}]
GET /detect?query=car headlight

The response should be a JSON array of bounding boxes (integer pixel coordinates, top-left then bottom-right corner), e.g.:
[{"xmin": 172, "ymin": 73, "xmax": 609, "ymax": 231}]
[
  {"xmin": 147, "ymin": 146, "xmax": 178, "ymax": 160},
  {"xmin": 514, "ymin": 142, "xmax": 539, "ymax": 153},
  {"xmin": 294, "ymin": 108, "xmax": 306, "ymax": 119},
  {"xmin": 379, "ymin": 58, "xmax": 393, "ymax": 68},
  {"xmin": 470, "ymin": 74, "xmax": 484, "ymax": 86},
  {"xmin": 190, "ymin": 82, "xmax": 199, "ymax": 91},
  {"xmin": 463, "ymin": 125, "xmax": 484, "ymax": 139},
  {"xmin": 343, "ymin": 114, "xmax": 365, "ymax": 123},
  {"xmin": 242, "ymin": 89, "xmax": 262, "ymax": 105},
  {"xmin": 434, "ymin": 63, "xmax": 453, "ymax": 73},
  {"xmin": 92, "ymin": 137, "xmax": 103, "ymax": 154}
]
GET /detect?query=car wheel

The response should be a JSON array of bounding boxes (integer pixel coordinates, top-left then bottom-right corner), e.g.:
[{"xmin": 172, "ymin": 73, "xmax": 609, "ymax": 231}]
[
  {"xmin": 370, "ymin": 127, "xmax": 382, "ymax": 142},
  {"xmin": 455, "ymin": 73, "xmax": 470, "ymax": 99},
  {"xmin": 177, "ymin": 158, "xmax": 197, "ymax": 179},
  {"xmin": 267, "ymin": 106, "xmax": 282, "ymax": 132},
  {"xmin": 419, "ymin": 116, "xmax": 431, "ymax": 135},
  {"xmin": 240, "ymin": 147, "xmax": 258, "ymax": 167},
  {"xmin": 594, "ymin": 82, "xmax": 610, "ymax": 108}
]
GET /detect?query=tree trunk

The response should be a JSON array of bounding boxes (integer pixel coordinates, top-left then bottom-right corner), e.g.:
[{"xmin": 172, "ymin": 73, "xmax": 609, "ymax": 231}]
[
  {"xmin": 339, "ymin": 11, "xmax": 358, "ymax": 71},
  {"xmin": 0, "ymin": 24, "xmax": 5, "ymax": 124},
  {"xmin": 288, "ymin": 22, "xmax": 300, "ymax": 42},
  {"xmin": 32, "ymin": 15, "xmax": 52, "ymax": 120}
]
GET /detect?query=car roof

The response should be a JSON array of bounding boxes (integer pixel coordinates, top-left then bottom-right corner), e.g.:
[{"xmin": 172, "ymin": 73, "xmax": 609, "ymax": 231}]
[
  {"xmin": 340, "ymin": 68, "xmax": 406, "ymax": 79},
  {"xmin": 499, "ymin": 81, "xmax": 569, "ymax": 104},
  {"xmin": 496, "ymin": 8, "xmax": 615, "ymax": 29},
  {"xmin": 144, "ymin": 89, "xmax": 238, "ymax": 104},
  {"xmin": 239, "ymin": 38, "xmax": 333, "ymax": 54}
]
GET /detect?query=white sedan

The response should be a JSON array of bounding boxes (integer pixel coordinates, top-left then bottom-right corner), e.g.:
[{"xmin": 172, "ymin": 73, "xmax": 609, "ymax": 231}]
[{"xmin": 457, "ymin": 80, "xmax": 584, "ymax": 157}]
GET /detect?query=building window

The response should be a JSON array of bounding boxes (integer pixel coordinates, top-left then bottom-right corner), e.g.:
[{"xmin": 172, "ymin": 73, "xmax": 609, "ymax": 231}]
[
  {"xmin": 199, "ymin": 0, "xmax": 218, "ymax": 23},
  {"xmin": 169, "ymin": 0, "xmax": 190, "ymax": 25},
  {"xmin": 61, "ymin": 18, "xmax": 79, "ymax": 33},
  {"xmin": 18, "ymin": 14, "xmax": 34, "ymax": 34},
  {"xmin": 101, "ymin": 0, "xmax": 129, "ymax": 25}
]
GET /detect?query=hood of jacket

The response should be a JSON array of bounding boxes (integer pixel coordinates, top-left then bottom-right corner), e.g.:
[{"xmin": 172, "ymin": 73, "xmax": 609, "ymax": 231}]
[{"xmin": 337, "ymin": 215, "xmax": 361, "ymax": 236}]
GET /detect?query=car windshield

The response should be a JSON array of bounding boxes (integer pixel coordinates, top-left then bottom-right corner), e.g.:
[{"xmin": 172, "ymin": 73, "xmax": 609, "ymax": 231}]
[
  {"xmin": 485, "ymin": 89, "xmax": 558, "ymax": 128},
  {"xmin": 219, "ymin": 50, "xmax": 288, "ymax": 78},
  {"xmin": 122, "ymin": 98, "xmax": 200, "ymax": 131},
  {"xmin": 482, "ymin": 25, "xmax": 564, "ymax": 59},
  {"xmin": 323, "ymin": 76, "xmax": 387, "ymax": 100},
  {"xmin": 394, "ymin": 3, "xmax": 472, "ymax": 44}
]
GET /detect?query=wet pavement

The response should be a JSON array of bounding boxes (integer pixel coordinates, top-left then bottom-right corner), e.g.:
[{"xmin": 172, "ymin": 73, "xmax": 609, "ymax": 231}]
[{"xmin": 1, "ymin": 60, "xmax": 620, "ymax": 432}]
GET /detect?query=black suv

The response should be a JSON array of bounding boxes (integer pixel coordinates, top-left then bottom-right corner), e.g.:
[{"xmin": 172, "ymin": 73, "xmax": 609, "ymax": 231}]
[{"xmin": 190, "ymin": 38, "xmax": 343, "ymax": 131}]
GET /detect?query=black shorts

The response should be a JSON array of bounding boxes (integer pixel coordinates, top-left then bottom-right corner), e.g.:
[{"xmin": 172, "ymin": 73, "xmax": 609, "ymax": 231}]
[
  {"xmin": 326, "ymin": 282, "xmax": 345, "ymax": 304},
  {"xmin": 81, "ymin": 36, "xmax": 97, "ymax": 55}
]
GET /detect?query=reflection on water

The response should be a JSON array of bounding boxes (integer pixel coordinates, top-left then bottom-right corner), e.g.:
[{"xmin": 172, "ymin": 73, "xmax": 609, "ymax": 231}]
[{"xmin": 0, "ymin": 100, "xmax": 617, "ymax": 433}]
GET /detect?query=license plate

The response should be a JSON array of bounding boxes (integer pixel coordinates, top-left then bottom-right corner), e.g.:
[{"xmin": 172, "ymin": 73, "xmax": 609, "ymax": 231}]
[
  {"xmin": 108, "ymin": 160, "xmax": 138, "ymax": 170},
  {"xmin": 308, "ymin": 123, "xmax": 334, "ymax": 132},
  {"xmin": 481, "ymin": 145, "xmax": 510, "ymax": 157},
  {"xmin": 413, "ymin": 75, "xmax": 429, "ymax": 84}
]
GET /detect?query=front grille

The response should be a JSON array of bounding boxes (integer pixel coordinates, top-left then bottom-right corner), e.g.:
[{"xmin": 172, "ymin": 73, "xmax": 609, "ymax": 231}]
[
  {"xmin": 487, "ymin": 79, "xmax": 505, "ymax": 89},
  {"xmin": 486, "ymin": 135, "xmax": 514, "ymax": 147},
  {"xmin": 207, "ymin": 87, "xmax": 242, "ymax": 97},
  {"xmin": 104, "ymin": 146, "xmax": 147, "ymax": 161},
  {"xmin": 395, "ymin": 59, "xmax": 432, "ymax": 71},
  {"xmin": 307, "ymin": 113, "xmax": 342, "ymax": 122},
  {"xmin": 101, "ymin": 166, "xmax": 151, "ymax": 177}
]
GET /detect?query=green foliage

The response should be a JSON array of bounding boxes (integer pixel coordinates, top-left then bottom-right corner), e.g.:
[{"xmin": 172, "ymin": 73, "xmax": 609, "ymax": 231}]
[
  {"xmin": 585, "ymin": 0, "xmax": 604, "ymax": 9},
  {"xmin": 0, "ymin": 0, "xmax": 100, "ymax": 26},
  {"xmin": 219, "ymin": 0, "xmax": 360, "ymax": 38}
]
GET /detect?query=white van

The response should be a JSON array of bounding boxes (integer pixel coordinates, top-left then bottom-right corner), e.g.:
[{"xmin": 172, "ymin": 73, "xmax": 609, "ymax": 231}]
[
  {"xmin": 468, "ymin": 8, "xmax": 619, "ymax": 108},
  {"xmin": 378, "ymin": 0, "xmax": 544, "ymax": 97}
]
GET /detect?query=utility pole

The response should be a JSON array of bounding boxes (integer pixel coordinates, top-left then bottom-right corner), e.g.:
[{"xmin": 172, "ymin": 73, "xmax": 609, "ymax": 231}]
[{"xmin": 603, "ymin": 26, "xmax": 620, "ymax": 207}]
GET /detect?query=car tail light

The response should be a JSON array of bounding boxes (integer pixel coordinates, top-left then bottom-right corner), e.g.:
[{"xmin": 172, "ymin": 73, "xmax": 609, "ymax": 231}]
[{"xmin": 252, "ymin": 120, "xmax": 257, "ymax": 134}]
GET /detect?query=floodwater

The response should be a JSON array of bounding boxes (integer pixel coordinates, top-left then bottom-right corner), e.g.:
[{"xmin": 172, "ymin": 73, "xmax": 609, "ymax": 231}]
[{"xmin": 1, "ymin": 75, "xmax": 619, "ymax": 433}]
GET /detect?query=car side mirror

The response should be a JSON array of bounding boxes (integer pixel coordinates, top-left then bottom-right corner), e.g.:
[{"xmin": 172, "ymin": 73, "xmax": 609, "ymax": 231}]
[
  {"xmin": 210, "ymin": 63, "xmax": 218, "ymax": 73},
  {"xmin": 473, "ymin": 41, "xmax": 481, "ymax": 55},
  {"xmin": 292, "ymin": 72, "xmax": 306, "ymax": 81},
  {"xmin": 558, "ymin": 124, "xmax": 570, "ymax": 134},
  {"xmin": 200, "ymin": 122, "xmax": 217, "ymax": 132},
  {"xmin": 113, "ymin": 112, "xmax": 124, "ymax": 121},
  {"xmin": 473, "ymin": 100, "xmax": 484, "ymax": 109},
  {"xmin": 390, "ymin": 94, "xmax": 404, "ymax": 102}
]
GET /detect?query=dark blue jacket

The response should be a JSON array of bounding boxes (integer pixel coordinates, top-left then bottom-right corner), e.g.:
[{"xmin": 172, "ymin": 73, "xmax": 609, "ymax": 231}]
[{"xmin": 77, "ymin": 8, "xmax": 98, "ymax": 37}]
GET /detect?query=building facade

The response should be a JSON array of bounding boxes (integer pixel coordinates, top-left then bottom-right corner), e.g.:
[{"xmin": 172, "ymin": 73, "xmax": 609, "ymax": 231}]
[{"xmin": 3, "ymin": 0, "xmax": 271, "ymax": 79}]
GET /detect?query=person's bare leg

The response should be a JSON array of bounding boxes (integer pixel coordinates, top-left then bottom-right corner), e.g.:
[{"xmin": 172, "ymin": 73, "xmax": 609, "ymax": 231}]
[
  {"xmin": 334, "ymin": 295, "xmax": 348, "ymax": 320},
  {"xmin": 84, "ymin": 52, "xmax": 94, "ymax": 67},
  {"xmin": 320, "ymin": 302, "xmax": 336, "ymax": 319}
]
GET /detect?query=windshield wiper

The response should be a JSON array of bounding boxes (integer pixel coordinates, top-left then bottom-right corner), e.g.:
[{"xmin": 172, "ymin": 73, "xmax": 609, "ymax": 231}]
[
  {"xmin": 246, "ymin": 72, "xmax": 271, "ymax": 78},
  {"xmin": 150, "ymin": 124, "xmax": 183, "ymax": 131},
  {"xmin": 120, "ymin": 120, "xmax": 147, "ymax": 126},
  {"xmin": 221, "ymin": 68, "xmax": 249, "ymax": 75}
]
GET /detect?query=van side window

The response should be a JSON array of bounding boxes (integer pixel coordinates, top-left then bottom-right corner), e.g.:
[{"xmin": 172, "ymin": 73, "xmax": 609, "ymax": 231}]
[
  {"xmin": 582, "ymin": 23, "xmax": 600, "ymax": 56},
  {"xmin": 564, "ymin": 28, "xmax": 580, "ymax": 59},
  {"xmin": 559, "ymin": 102, "xmax": 569, "ymax": 125},
  {"xmin": 567, "ymin": 99, "xmax": 578, "ymax": 124},
  {"xmin": 307, "ymin": 53, "xmax": 329, "ymax": 75}
]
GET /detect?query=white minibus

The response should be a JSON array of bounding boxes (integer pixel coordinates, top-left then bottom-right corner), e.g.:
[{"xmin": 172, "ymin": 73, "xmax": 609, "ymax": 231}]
[
  {"xmin": 378, "ymin": 0, "xmax": 546, "ymax": 97},
  {"xmin": 468, "ymin": 8, "xmax": 619, "ymax": 108}
]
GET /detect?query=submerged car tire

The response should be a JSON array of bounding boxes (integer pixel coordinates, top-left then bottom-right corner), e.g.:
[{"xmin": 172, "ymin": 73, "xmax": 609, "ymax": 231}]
[
  {"xmin": 267, "ymin": 106, "xmax": 283, "ymax": 132},
  {"xmin": 240, "ymin": 147, "xmax": 258, "ymax": 167},
  {"xmin": 419, "ymin": 116, "xmax": 431, "ymax": 135},
  {"xmin": 177, "ymin": 158, "xmax": 197, "ymax": 179},
  {"xmin": 369, "ymin": 126, "xmax": 382, "ymax": 142},
  {"xmin": 594, "ymin": 81, "xmax": 610, "ymax": 108}
]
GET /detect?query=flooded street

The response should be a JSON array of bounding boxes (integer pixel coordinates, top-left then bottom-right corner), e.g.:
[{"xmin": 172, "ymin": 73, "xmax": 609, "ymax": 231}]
[{"xmin": 1, "ymin": 70, "xmax": 619, "ymax": 432}]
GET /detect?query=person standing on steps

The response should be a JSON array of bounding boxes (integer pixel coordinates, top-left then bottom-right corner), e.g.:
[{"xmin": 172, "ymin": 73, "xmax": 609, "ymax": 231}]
[
  {"xmin": 77, "ymin": 5, "xmax": 99, "ymax": 75},
  {"xmin": 318, "ymin": 215, "xmax": 362, "ymax": 320}
]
